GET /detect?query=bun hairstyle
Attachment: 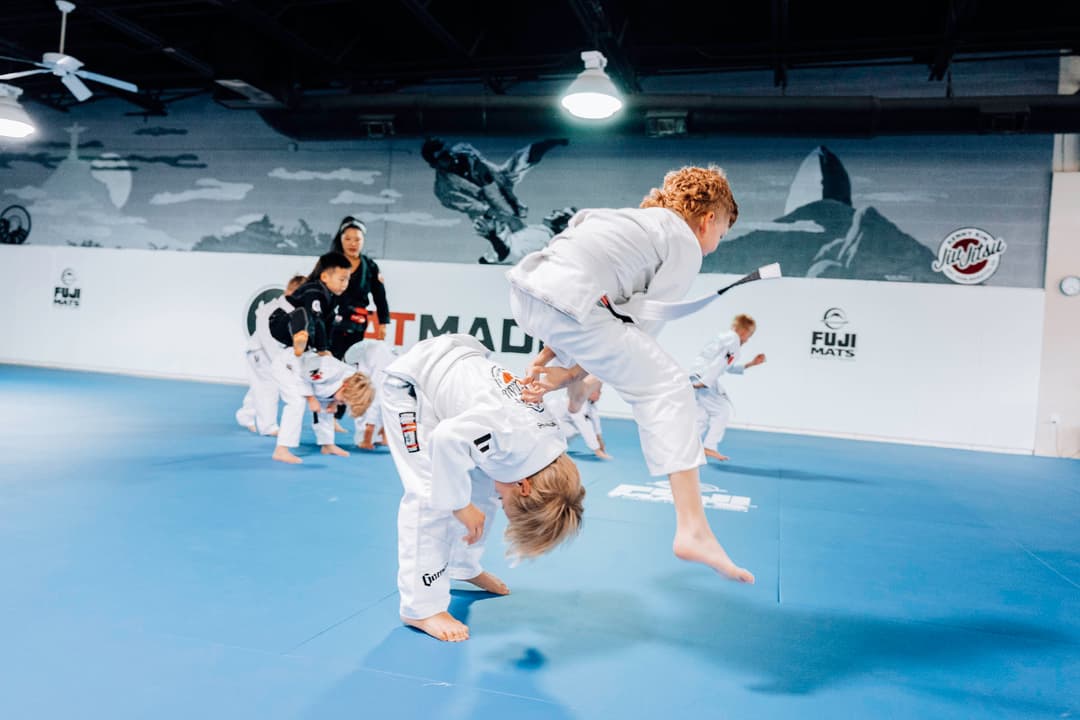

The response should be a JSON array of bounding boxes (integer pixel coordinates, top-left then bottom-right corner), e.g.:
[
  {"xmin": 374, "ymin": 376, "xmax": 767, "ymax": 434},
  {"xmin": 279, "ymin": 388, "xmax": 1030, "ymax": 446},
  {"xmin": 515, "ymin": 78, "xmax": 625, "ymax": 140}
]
[
  {"xmin": 640, "ymin": 165, "xmax": 739, "ymax": 227},
  {"xmin": 331, "ymin": 216, "xmax": 367, "ymax": 256}
]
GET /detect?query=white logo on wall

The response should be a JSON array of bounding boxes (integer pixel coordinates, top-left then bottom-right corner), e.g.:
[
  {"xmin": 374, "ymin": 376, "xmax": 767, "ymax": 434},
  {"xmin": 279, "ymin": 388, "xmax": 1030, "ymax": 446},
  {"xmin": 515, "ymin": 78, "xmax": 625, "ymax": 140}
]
[
  {"xmin": 810, "ymin": 307, "xmax": 856, "ymax": 359},
  {"xmin": 609, "ymin": 481, "xmax": 753, "ymax": 513},
  {"xmin": 932, "ymin": 227, "xmax": 1007, "ymax": 285},
  {"xmin": 53, "ymin": 268, "xmax": 81, "ymax": 308}
]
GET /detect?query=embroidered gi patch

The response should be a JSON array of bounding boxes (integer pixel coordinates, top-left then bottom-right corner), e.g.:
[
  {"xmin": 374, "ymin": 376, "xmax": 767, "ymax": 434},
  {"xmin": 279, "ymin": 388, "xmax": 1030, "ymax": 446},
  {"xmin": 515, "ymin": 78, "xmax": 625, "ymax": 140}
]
[
  {"xmin": 490, "ymin": 366, "xmax": 543, "ymax": 413},
  {"xmin": 399, "ymin": 411, "xmax": 419, "ymax": 453}
]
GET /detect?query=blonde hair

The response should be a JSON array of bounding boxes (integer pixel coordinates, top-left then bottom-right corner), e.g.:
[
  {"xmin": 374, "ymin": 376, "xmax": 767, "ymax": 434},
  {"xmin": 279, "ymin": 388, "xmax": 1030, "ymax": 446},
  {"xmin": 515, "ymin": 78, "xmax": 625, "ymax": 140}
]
[
  {"xmin": 640, "ymin": 165, "xmax": 739, "ymax": 226},
  {"xmin": 733, "ymin": 313, "xmax": 756, "ymax": 333},
  {"xmin": 285, "ymin": 274, "xmax": 306, "ymax": 294},
  {"xmin": 503, "ymin": 453, "xmax": 585, "ymax": 560},
  {"xmin": 339, "ymin": 372, "xmax": 375, "ymax": 418}
]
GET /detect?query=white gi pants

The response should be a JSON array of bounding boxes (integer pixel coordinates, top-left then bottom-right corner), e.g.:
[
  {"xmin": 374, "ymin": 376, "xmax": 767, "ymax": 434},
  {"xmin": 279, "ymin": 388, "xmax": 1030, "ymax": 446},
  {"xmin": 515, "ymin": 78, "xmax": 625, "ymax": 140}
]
[
  {"xmin": 381, "ymin": 376, "xmax": 499, "ymax": 620},
  {"xmin": 510, "ymin": 286, "xmax": 703, "ymax": 476},
  {"xmin": 695, "ymin": 387, "xmax": 734, "ymax": 451},
  {"xmin": 545, "ymin": 393, "xmax": 600, "ymax": 452},
  {"xmin": 271, "ymin": 350, "xmax": 335, "ymax": 449},
  {"xmin": 235, "ymin": 348, "xmax": 280, "ymax": 435}
]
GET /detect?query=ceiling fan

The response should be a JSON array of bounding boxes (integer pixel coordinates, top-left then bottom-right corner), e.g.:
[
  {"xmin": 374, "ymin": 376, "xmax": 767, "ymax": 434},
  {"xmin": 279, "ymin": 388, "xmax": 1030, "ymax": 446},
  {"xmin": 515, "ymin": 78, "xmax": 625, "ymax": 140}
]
[{"xmin": 0, "ymin": 1, "xmax": 138, "ymax": 102}]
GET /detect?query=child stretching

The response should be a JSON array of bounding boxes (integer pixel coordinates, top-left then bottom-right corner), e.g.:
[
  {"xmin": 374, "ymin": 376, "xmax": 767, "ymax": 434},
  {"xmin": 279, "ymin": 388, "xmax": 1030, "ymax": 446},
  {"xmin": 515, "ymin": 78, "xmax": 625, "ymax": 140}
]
[
  {"xmin": 344, "ymin": 338, "xmax": 397, "ymax": 450},
  {"xmin": 507, "ymin": 165, "xmax": 754, "ymax": 584},
  {"xmin": 381, "ymin": 334, "xmax": 585, "ymax": 642},
  {"xmin": 271, "ymin": 350, "xmax": 374, "ymax": 464},
  {"xmin": 235, "ymin": 274, "xmax": 306, "ymax": 436},
  {"xmin": 691, "ymin": 314, "xmax": 766, "ymax": 462},
  {"xmin": 269, "ymin": 252, "xmax": 353, "ymax": 464},
  {"xmin": 543, "ymin": 378, "xmax": 612, "ymax": 460}
]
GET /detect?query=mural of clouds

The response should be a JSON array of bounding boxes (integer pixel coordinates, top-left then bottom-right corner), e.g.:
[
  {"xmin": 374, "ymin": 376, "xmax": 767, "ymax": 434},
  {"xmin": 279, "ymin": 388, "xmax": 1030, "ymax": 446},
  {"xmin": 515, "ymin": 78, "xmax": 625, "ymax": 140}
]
[
  {"xmin": 361, "ymin": 211, "xmax": 461, "ymax": 228},
  {"xmin": 150, "ymin": 178, "xmax": 254, "ymax": 205},
  {"xmin": 221, "ymin": 213, "xmax": 267, "ymax": 235},
  {"xmin": 856, "ymin": 191, "xmax": 949, "ymax": 203},
  {"xmin": 80, "ymin": 210, "xmax": 148, "ymax": 226},
  {"xmin": 23, "ymin": 193, "xmax": 181, "ymax": 249},
  {"xmin": 329, "ymin": 189, "xmax": 402, "ymax": 205},
  {"xmin": 268, "ymin": 167, "xmax": 381, "ymax": 183},
  {"xmin": 4, "ymin": 186, "xmax": 48, "ymax": 201}
]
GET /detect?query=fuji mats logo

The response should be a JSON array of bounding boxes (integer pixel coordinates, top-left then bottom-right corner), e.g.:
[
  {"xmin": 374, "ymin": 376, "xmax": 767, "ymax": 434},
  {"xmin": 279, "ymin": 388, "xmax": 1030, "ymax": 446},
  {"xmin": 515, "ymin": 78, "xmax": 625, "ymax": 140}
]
[{"xmin": 932, "ymin": 227, "xmax": 1007, "ymax": 285}]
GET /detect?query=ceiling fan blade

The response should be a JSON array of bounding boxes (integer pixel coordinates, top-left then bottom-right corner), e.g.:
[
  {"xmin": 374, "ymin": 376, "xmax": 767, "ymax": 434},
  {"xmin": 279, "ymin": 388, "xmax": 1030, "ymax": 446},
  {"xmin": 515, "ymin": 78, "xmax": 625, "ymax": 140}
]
[
  {"xmin": 0, "ymin": 54, "xmax": 46, "ymax": 66},
  {"xmin": 61, "ymin": 73, "xmax": 93, "ymax": 101},
  {"xmin": 0, "ymin": 69, "xmax": 51, "ymax": 80},
  {"xmin": 75, "ymin": 70, "xmax": 138, "ymax": 94}
]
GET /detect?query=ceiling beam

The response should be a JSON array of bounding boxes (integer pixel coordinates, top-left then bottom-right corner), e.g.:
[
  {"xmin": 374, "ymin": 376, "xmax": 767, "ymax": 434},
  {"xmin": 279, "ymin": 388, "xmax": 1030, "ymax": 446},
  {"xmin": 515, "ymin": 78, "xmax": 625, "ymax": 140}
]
[
  {"xmin": 76, "ymin": 2, "xmax": 216, "ymax": 78},
  {"xmin": 398, "ymin": 0, "xmax": 469, "ymax": 57},
  {"xmin": 771, "ymin": 0, "xmax": 789, "ymax": 89},
  {"xmin": 929, "ymin": 0, "xmax": 979, "ymax": 81},
  {"xmin": 207, "ymin": 0, "xmax": 336, "ymax": 67}
]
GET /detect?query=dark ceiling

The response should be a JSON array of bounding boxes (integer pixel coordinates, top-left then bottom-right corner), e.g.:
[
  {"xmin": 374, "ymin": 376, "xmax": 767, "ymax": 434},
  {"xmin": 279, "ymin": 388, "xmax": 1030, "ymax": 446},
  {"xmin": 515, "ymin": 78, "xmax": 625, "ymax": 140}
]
[{"xmin": 3, "ymin": 1, "xmax": 1080, "ymax": 137}]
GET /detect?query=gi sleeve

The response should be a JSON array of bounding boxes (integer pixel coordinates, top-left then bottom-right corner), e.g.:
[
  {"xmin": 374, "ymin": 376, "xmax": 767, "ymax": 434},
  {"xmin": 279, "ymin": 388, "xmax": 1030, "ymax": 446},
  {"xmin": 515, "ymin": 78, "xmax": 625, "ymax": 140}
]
[
  {"xmin": 697, "ymin": 334, "xmax": 741, "ymax": 391},
  {"xmin": 428, "ymin": 413, "xmax": 492, "ymax": 512},
  {"xmin": 567, "ymin": 407, "xmax": 600, "ymax": 451},
  {"xmin": 587, "ymin": 405, "xmax": 603, "ymax": 439}
]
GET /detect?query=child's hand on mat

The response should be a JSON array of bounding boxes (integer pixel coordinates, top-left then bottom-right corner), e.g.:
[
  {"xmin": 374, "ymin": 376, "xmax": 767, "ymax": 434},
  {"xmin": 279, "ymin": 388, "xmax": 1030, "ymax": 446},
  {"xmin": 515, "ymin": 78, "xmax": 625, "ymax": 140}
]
[{"xmin": 453, "ymin": 503, "xmax": 486, "ymax": 544}]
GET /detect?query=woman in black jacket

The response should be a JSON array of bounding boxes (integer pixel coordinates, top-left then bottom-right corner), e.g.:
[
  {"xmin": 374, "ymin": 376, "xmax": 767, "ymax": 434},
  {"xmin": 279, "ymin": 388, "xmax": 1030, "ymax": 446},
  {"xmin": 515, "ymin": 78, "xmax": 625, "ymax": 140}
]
[{"xmin": 329, "ymin": 216, "xmax": 390, "ymax": 359}]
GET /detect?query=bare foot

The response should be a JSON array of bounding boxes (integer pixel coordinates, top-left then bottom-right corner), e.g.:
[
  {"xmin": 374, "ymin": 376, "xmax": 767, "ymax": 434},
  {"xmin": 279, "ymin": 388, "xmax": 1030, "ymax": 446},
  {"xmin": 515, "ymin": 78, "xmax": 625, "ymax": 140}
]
[
  {"xmin": 272, "ymin": 446, "xmax": 303, "ymax": 464},
  {"xmin": 704, "ymin": 448, "xmax": 729, "ymax": 461},
  {"xmin": 401, "ymin": 611, "xmax": 469, "ymax": 642},
  {"xmin": 267, "ymin": 429, "xmax": 279, "ymax": 437},
  {"xmin": 673, "ymin": 531, "xmax": 755, "ymax": 584},
  {"xmin": 357, "ymin": 424, "xmax": 376, "ymax": 450},
  {"xmin": 245, "ymin": 424, "xmax": 257, "ymax": 433},
  {"xmin": 463, "ymin": 571, "xmax": 510, "ymax": 595},
  {"xmin": 321, "ymin": 444, "xmax": 350, "ymax": 457},
  {"xmin": 376, "ymin": 428, "xmax": 388, "ymax": 446},
  {"xmin": 594, "ymin": 450, "xmax": 613, "ymax": 460},
  {"xmin": 334, "ymin": 420, "xmax": 346, "ymax": 433}
]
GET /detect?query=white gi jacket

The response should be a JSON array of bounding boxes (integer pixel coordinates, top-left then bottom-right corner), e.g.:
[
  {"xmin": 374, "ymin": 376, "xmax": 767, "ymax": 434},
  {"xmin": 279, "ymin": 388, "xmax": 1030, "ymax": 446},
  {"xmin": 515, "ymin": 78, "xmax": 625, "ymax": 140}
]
[
  {"xmin": 690, "ymin": 330, "xmax": 745, "ymax": 394},
  {"xmin": 383, "ymin": 334, "xmax": 566, "ymax": 512},
  {"xmin": 505, "ymin": 207, "xmax": 702, "ymax": 336}
]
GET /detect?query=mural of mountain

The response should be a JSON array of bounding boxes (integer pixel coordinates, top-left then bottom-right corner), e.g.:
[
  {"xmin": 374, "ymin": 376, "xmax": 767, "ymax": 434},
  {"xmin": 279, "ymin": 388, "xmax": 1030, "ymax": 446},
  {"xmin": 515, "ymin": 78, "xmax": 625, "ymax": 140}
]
[
  {"xmin": 784, "ymin": 145, "xmax": 852, "ymax": 214},
  {"xmin": 703, "ymin": 145, "xmax": 944, "ymax": 283},
  {"xmin": 7, "ymin": 125, "xmax": 181, "ymax": 249},
  {"xmin": 193, "ymin": 215, "xmax": 331, "ymax": 255}
]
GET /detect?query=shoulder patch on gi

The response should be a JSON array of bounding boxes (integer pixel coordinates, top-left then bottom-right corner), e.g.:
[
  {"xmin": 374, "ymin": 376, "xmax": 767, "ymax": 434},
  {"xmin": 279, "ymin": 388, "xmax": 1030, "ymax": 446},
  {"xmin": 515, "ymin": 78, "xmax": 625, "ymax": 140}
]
[
  {"xmin": 473, "ymin": 433, "xmax": 492, "ymax": 453},
  {"xmin": 399, "ymin": 411, "xmax": 419, "ymax": 453},
  {"xmin": 489, "ymin": 366, "xmax": 543, "ymax": 413},
  {"xmin": 312, "ymin": 299, "xmax": 322, "ymax": 314}
]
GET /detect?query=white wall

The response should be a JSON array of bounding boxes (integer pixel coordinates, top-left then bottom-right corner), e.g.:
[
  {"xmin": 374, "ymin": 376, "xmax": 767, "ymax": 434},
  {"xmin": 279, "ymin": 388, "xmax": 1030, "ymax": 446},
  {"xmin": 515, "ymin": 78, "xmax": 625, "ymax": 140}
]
[
  {"xmin": 0, "ymin": 244, "xmax": 1046, "ymax": 453},
  {"xmin": 1034, "ymin": 173, "xmax": 1080, "ymax": 458}
]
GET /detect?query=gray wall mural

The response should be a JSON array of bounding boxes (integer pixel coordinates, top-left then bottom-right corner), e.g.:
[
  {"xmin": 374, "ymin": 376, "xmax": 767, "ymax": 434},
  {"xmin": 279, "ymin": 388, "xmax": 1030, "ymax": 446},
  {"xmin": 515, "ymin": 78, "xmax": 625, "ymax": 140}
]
[{"xmin": 0, "ymin": 94, "xmax": 1051, "ymax": 288}]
